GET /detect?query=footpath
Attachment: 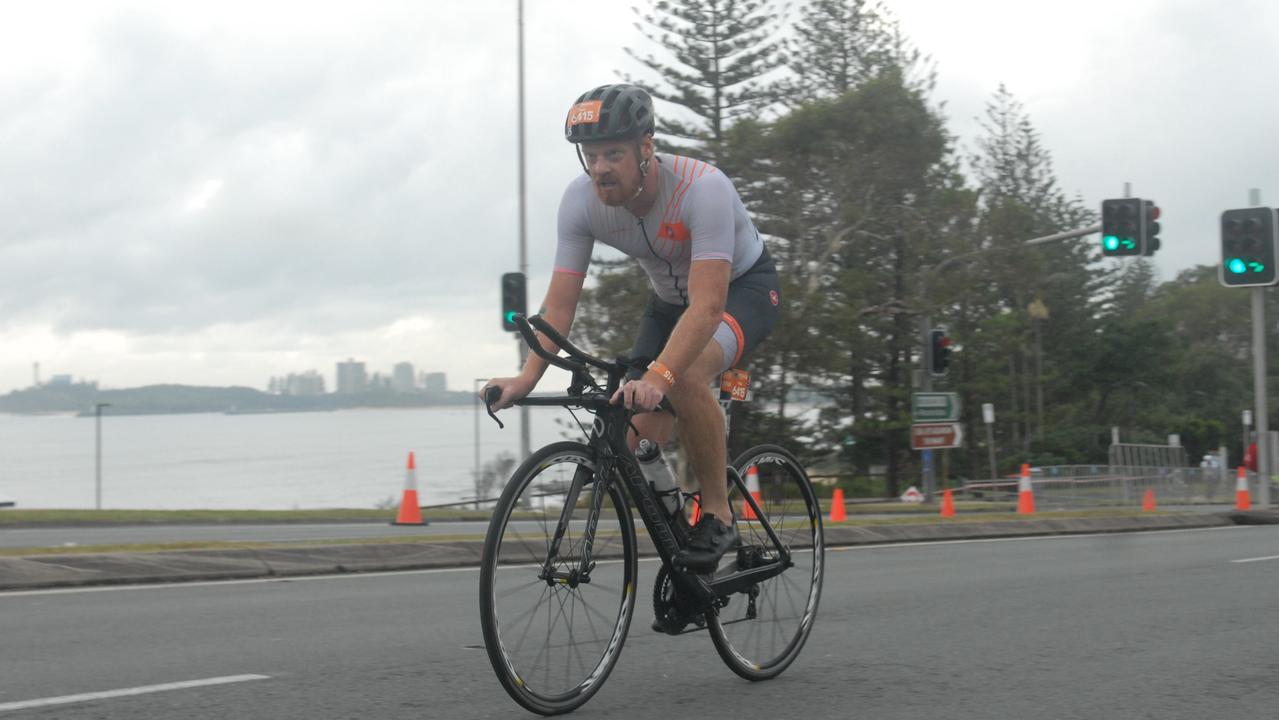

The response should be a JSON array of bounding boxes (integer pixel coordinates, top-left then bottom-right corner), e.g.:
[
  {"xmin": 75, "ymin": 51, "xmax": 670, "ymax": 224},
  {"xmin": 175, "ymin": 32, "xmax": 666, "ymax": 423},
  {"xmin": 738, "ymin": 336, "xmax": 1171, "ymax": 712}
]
[{"xmin": 3, "ymin": 510, "xmax": 1277, "ymax": 592}]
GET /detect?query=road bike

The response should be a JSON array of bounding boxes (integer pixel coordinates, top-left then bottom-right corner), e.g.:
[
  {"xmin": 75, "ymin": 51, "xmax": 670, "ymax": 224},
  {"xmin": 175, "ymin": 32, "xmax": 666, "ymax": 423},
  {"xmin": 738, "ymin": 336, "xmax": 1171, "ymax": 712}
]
[{"xmin": 477, "ymin": 313, "xmax": 824, "ymax": 715}]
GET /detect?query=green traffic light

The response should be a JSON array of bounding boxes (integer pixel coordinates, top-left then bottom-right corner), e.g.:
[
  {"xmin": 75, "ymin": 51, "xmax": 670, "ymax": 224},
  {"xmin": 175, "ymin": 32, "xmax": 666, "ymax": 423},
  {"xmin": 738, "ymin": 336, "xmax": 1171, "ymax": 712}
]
[
  {"xmin": 1103, "ymin": 235, "xmax": 1120, "ymax": 251},
  {"xmin": 1228, "ymin": 258, "xmax": 1247, "ymax": 274},
  {"xmin": 505, "ymin": 311, "xmax": 518, "ymax": 322}
]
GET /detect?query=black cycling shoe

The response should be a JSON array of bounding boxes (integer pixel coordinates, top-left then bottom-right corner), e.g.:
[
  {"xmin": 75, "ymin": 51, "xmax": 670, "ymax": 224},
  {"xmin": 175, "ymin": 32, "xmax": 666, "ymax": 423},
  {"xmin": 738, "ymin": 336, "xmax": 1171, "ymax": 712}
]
[{"xmin": 674, "ymin": 513, "xmax": 739, "ymax": 573}]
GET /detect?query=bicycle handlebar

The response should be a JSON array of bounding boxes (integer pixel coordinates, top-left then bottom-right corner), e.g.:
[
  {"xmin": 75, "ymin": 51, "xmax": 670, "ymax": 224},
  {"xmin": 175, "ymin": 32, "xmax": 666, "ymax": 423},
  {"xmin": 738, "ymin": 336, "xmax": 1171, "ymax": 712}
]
[
  {"xmin": 512, "ymin": 314, "xmax": 617, "ymax": 377},
  {"xmin": 493, "ymin": 313, "xmax": 675, "ymax": 418}
]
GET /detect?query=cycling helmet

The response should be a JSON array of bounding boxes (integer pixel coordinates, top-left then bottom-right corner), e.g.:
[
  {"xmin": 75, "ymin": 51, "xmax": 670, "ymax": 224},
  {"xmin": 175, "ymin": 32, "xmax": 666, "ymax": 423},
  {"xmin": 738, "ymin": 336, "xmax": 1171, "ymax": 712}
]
[{"xmin": 564, "ymin": 84, "xmax": 655, "ymax": 143}]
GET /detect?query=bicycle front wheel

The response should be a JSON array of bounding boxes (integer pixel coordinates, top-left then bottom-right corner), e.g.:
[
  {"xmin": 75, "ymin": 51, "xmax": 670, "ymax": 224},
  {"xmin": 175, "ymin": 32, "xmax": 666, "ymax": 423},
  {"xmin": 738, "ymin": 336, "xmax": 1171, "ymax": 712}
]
[
  {"xmin": 478, "ymin": 441, "xmax": 638, "ymax": 716},
  {"xmin": 708, "ymin": 444, "xmax": 824, "ymax": 681}
]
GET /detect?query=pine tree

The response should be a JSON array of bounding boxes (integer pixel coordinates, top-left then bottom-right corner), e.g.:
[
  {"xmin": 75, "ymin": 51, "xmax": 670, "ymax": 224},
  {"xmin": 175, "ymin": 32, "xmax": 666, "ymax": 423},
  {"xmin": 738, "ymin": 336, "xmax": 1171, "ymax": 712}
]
[
  {"xmin": 623, "ymin": 0, "xmax": 788, "ymax": 162},
  {"xmin": 786, "ymin": 0, "xmax": 932, "ymax": 100}
]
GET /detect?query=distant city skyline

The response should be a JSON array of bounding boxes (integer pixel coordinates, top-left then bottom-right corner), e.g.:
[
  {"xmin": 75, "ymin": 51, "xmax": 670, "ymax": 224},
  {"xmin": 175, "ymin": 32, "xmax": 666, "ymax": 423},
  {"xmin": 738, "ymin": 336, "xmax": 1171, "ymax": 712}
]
[{"xmin": 16, "ymin": 357, "xmax": 456, "ymax": 397}]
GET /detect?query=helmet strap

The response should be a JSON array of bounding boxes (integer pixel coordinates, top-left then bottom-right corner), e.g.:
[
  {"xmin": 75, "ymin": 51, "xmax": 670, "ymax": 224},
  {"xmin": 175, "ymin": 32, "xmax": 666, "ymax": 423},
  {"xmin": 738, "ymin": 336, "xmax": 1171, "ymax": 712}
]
[{"xmin": 629, "ymin": 140, "xmax": 650, "ymax": 203}]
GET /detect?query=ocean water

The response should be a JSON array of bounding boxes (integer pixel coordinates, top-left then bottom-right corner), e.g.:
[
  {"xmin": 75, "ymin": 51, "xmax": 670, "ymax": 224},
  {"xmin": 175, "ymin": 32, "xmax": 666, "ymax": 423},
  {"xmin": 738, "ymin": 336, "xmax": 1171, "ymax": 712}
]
[{"xmin": 0, "ymin": 406, "xmax": 581, "ymax": 510}]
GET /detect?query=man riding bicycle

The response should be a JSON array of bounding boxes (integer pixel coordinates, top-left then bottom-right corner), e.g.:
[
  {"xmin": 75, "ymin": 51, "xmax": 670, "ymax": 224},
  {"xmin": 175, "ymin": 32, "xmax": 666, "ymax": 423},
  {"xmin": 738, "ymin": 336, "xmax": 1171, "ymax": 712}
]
[{"xmin": 484, "ymin": 83, "xmax": 780, "ymax": 573}]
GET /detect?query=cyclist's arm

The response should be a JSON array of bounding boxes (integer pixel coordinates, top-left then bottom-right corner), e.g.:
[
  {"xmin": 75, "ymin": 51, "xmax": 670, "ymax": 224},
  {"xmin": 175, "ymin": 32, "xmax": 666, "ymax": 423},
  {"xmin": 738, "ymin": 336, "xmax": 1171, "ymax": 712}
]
[
  {"xmin": 646, "ymin": 259, "xmax": 730, "ymax": 385},
  {"xmin": 516, "ymin": 270, "xmax": 586, "ymax": 385},
  {"xmin": 644, "ymin": 170, "xmax": 736, "ymax": 386}
]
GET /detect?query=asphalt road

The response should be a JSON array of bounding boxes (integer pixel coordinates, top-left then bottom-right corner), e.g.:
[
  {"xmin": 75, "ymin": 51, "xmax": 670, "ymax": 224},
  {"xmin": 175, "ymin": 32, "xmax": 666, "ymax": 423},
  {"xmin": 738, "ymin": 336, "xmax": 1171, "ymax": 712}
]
[{"xmin": 3, "ymin": 524, "xmax": 1278, "ymax": 719}]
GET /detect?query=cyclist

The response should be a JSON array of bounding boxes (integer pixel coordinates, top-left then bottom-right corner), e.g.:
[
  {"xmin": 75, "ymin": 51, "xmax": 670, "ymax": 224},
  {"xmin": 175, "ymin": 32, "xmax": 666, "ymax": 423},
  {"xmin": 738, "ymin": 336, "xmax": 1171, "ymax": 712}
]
[{"xmin": 483, "ymin": 83, "xmax": 780, "ymax": 572}]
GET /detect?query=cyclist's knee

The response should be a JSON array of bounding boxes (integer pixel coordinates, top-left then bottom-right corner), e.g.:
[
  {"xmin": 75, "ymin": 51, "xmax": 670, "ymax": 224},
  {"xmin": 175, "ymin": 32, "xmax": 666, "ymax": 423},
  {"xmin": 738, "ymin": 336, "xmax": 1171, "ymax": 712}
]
[
  {"xmin": 668, "ymin": 342, "xmax": 724, "ymax": 399},
  {"xmin": 628, "ymin": 412, "xmax": 674, "ymax": 450}
]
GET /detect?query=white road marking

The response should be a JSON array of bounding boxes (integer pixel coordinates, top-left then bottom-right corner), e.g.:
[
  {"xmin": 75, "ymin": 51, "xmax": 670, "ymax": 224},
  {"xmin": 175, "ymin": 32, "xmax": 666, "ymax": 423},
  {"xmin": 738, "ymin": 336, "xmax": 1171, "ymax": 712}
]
[
  {"xmin": 828, "ymin": 524, "xmax": 1250, "ymax": 553},
  {"xmin": 0, "ymin": 566, "xmax": 483, "ymax": 598},
  {"xmin": 0, "ymin": 674, "xmax": 270, "ymax": 713},
  {"xmin": 1230, "ymin": 554, "xmax": 1279, "ymax": 564}
]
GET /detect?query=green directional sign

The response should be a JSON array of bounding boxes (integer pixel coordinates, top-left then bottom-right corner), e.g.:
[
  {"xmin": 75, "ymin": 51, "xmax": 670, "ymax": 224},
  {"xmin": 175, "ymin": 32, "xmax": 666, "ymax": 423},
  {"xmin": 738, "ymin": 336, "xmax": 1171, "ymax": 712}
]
[{"xmin": 912, "ymin": 392, "xmax": 960, "ymax": 422}]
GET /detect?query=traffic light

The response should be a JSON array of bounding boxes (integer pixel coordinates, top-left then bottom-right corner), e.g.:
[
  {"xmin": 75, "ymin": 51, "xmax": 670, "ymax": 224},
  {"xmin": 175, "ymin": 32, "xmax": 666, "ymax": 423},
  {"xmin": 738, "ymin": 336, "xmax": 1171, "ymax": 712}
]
[
  {"xmin": 1141, "ymin": 201, "xmax": 1161, "ymax": 256},
  {"xmin": 929, "ymin": 328, "xmax": 951, "ymax": 377},
  {"xmin": 1220, "ymin": 207, "xmax": 1279, "ymax": 288},
  {"xmin": 1100, "ymin": 198, "xmax": 1145, "ymax": 256},
  {"xmin": 501, "ymin": 272, "xmax": 527, "ymax": 331}
]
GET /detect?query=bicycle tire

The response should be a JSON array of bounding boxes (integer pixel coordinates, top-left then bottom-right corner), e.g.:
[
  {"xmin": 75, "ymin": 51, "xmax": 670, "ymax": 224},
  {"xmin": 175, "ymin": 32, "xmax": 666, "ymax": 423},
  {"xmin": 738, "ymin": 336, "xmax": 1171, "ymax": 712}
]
[
  {"xmin": 707, "ymin": 443, "xmax": 824, "ymax": 681},
  {"xmin": 479, "ymin": 441, "xmax": 638, "ymax": 715}
]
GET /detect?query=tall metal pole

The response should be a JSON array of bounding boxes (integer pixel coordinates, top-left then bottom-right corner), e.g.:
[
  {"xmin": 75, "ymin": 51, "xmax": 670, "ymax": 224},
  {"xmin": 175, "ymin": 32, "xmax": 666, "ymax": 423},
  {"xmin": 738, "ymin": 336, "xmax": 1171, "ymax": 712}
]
[
  {"xmin": 94, "ymin": 403, "xmax": 110, "ymax": 510},
  {"xmin": 1249, "ymin": 188, "xmax": 1270, "ymax": 507},
  {"xmin": 516, "ymin": 0, "xmax": 531, "ymax": 461},
  {"xmin": 919, "ymin": 273, "xmax": 935, "ymax": 503},
  {"xmin": 474, "ymin": 378, "xmax": 483, "ymax": 510}
]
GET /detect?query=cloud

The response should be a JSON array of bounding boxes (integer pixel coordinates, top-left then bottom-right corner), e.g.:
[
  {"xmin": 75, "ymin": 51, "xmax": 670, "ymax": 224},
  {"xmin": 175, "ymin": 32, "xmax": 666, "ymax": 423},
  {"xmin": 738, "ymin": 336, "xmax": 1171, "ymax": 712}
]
[{"xmin": 2, "ymin": 1, "xmax": 1277, "ymax": 394}]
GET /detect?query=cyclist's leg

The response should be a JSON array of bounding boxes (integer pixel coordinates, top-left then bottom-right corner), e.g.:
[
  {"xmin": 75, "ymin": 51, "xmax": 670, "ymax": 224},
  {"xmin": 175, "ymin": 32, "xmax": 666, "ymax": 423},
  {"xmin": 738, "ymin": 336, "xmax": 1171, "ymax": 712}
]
[
  {"xmin": 624, "ymin": 293, "xmax": 683, "ymax": 451},
  {"xmin": 676, "ymin": 247, "xmax": 782, "ymax": 521},
  {"xmin": 667, "ymin": 343, "xmax": 731, "ymax": 518}
]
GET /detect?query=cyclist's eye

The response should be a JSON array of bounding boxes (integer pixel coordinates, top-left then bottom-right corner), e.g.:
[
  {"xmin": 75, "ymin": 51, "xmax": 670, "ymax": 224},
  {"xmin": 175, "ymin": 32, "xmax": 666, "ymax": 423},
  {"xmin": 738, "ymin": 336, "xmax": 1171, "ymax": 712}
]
[{"xmin": 607, "ymin": 151, "xmax": 625, "ymax": 162}]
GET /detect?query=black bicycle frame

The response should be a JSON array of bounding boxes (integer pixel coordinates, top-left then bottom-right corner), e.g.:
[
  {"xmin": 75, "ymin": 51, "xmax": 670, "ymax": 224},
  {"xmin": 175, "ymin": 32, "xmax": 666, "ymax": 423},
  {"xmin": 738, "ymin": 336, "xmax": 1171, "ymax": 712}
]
[{"xmin": 508, "ymin": 313, "xmax": 792, "ymax": 601}]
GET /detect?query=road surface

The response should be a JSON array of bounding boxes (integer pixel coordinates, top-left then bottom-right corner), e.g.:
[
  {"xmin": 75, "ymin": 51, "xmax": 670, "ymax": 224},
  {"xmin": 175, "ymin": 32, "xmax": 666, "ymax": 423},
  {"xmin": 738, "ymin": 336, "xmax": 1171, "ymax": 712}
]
[{"xmin": 3, "ymin": 524, "xmax": 1276, "ymax": 718}]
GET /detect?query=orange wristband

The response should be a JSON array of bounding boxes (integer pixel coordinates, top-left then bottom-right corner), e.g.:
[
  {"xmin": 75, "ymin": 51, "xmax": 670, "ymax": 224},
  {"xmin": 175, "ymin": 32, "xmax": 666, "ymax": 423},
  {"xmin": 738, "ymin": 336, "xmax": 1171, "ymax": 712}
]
[{"xmin": 646, "ymin": 360, "xmax": 676, "ymax": 388}]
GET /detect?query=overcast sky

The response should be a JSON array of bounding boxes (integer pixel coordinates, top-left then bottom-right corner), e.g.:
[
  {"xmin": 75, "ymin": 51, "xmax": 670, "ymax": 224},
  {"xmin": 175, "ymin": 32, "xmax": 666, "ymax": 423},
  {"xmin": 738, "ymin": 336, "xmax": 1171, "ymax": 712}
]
[{"xmin": 2, "ymin": 0, "xmax": 1277, "ymax": 395}]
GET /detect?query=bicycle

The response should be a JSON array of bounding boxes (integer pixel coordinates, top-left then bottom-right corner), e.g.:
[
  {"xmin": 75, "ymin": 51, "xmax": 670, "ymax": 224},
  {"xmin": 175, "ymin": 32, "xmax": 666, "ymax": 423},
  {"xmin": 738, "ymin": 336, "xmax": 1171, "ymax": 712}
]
[{"xmin": 478, "ymin": 313, "xmax": 824, "ymax": 715}]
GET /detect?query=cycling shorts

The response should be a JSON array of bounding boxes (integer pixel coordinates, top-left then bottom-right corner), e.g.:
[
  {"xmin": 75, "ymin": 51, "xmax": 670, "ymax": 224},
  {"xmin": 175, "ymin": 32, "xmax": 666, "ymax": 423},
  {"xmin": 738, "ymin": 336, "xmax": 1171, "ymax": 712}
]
[{"xmin": 625, "ymin": 246, "xmax": 780, "ymax": 381}]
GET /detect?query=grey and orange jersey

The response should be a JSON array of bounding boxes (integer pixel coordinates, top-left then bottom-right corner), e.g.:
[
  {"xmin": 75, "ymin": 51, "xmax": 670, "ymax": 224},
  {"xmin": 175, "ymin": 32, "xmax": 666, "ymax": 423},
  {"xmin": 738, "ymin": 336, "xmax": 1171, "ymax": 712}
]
[{"xmin": 554, "ymin": 153, "xmax": 764, "ymax": 306}]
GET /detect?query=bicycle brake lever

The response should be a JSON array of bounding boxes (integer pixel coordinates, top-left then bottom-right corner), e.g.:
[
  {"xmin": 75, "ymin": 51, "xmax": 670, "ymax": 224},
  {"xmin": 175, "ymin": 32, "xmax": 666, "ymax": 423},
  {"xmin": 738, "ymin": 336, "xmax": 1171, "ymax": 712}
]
[{"xmin": 483, "ymin": 386, "xmax": 506, "ymax": 430}]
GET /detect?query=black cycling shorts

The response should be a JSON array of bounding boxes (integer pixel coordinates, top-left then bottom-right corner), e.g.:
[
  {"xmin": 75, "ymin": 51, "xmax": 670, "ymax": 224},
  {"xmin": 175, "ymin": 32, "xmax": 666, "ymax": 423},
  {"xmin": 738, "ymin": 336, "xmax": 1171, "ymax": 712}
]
[{"xmin": 625, "ymin": 246, "xmax": 780, "ymax": 381}]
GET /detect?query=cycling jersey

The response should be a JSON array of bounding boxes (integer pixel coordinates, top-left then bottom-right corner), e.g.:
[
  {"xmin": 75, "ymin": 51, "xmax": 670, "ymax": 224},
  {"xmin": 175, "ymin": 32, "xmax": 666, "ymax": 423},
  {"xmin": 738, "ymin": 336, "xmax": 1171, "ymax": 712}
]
[{"xmin": 554, "ymin": 153, "xmax": 765, "ymax": 306}]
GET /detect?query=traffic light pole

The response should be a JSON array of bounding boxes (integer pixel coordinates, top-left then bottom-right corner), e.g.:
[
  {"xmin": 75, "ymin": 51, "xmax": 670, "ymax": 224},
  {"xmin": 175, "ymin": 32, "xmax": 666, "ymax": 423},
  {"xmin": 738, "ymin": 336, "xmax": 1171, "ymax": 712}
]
[
  {"xmin": 917, "ymin": 223, "xmax": 1101, "ymax": 502},
  {"xmin": 1251, "ymin": 286, "xmax": 1269, "ymax": 507},
  {"xmin": 1248, "ymin": 188, "xmax": 1270, "ymax": 507}
]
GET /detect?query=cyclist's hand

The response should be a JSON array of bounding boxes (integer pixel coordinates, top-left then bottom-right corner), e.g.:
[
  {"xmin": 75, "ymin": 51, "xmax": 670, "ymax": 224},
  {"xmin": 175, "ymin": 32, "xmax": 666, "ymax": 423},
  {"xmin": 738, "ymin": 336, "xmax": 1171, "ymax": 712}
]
[
  {"xmin": 610, "ymin": 378, "xmax": 666, "ymax": 412},
  {"xmin": 482, "ymin": 376, "xmax": 534, "ymax": 411}
]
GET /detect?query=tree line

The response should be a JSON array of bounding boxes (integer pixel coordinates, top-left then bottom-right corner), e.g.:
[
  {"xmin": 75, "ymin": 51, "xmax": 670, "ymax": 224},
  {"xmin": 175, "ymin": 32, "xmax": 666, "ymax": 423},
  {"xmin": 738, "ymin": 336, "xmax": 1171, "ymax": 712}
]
[{"xmin": 572, "ymin": 0, "xmax": 1255, "ymax": 495}]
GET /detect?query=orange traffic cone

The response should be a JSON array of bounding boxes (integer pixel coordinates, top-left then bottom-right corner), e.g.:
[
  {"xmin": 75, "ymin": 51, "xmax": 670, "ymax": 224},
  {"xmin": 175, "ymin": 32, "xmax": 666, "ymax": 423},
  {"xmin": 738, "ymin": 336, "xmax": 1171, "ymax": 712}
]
[
  {"xmin": 1016, "ymin": 463, "xmax": 1036, "ymax": 515},
  {"xmin": 1142, "ymin": 488, "xmax": 1157, "ymax": 512},
  {"xmin": 829, "ymin": 488, "xmax": 847, "ymax": 522},
  {"xmin": 741, "ymin": 466, "xmax": 762, "ymax": 520},
  {"xmin": 392, "ymin": 452, "xmax": 427, "ymax": 526},
  {"xmin": 940, "ymin": 488, "xmax": 956, "ymax": 518},
  {"xmin": 1236, "ymin": 466, "xmax": 1252, "ymax": 511}
]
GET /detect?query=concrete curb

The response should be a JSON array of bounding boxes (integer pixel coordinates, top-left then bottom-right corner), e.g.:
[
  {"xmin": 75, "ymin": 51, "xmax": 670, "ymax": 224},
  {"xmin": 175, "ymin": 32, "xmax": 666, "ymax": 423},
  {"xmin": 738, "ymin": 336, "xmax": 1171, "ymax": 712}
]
[
  {"xmin": 1226, "ymin": 509, "xmax": 1279, "ymax": 525},
  {"xmin": 0, "ymin": 513, "xmax": 1239, "ymax": 592}
]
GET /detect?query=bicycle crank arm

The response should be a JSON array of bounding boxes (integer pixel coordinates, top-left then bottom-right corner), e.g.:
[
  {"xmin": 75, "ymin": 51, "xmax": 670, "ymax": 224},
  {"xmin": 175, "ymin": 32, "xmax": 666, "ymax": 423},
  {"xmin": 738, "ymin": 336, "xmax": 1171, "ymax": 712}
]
[{"xmin": 706, "ymin": 560, "xmax": 788, "ymax": 597}]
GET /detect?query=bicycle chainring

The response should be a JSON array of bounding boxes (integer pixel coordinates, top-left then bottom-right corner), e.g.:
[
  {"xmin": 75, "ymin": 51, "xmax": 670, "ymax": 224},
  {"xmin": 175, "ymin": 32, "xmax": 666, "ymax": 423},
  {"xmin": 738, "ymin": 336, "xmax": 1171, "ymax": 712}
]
[{"xmin": 651, "ymin": 565, "xmax": 707, "ymax": 635}]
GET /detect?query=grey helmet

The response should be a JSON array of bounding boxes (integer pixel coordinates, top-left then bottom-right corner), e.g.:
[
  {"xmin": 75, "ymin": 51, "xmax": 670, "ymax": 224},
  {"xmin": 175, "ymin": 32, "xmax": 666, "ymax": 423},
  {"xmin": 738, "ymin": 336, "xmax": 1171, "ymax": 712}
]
[{"xmin": 564, "ymin": 84, "xmax": 655, "ymax": 144}]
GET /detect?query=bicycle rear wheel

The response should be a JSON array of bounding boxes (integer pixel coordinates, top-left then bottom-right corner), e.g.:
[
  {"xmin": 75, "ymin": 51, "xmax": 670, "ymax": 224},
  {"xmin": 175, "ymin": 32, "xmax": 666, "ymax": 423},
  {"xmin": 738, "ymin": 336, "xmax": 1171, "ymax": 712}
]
[
  {"xmin": 708, "ymin": 444, "xmax": 824, "ymax": 680},
  {"xmin": 479, "ymin": 441, "xmax": 637, "ymax": 715}
]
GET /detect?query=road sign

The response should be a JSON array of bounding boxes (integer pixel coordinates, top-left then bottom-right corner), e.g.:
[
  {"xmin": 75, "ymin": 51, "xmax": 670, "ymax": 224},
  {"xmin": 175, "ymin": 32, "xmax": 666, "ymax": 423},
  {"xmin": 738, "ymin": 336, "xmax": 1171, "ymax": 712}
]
[
  {"xmin": 911, "ymin": 422, "xmax": 964, "ymax": 450},
  {"xmin": 912, "ymin": 392, "xmax": 961, "ymax": 422}
]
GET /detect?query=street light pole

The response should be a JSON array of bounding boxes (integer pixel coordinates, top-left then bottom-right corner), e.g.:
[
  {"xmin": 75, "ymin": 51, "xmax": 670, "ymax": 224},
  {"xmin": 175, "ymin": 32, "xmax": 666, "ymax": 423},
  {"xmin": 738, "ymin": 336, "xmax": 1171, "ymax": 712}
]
[
  {"xmin": 94, "ymin": 403, "xmax": 111, "ymax": 510},
  {"xmin": 515, "ymin": 0, "xmax": 531, "ymax": 462}
]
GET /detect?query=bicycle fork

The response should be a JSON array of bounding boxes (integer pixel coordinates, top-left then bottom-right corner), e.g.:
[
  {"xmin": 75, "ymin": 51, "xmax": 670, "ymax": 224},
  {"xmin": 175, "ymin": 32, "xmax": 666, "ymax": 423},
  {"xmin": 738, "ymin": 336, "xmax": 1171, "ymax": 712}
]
[{"xmin": 539, "ymin": 460, "xmax": 605, "ymax": 587}]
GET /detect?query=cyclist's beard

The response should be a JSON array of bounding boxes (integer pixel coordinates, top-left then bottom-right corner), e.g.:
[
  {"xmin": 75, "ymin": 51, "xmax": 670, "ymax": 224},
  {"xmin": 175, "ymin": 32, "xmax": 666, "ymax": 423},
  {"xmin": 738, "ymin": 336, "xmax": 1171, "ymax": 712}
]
[{"xmin": 592, "ymin": 171, "xmax": 639, "ymax": 207}]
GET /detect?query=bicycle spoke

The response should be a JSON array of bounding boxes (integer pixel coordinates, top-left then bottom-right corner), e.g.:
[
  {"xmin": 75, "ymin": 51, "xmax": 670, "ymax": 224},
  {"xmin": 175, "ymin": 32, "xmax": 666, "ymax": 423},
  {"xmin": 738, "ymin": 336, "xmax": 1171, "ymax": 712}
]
[{"xmin": 494, "ymin": 576, "xmax": 546, "ymax": 602}]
